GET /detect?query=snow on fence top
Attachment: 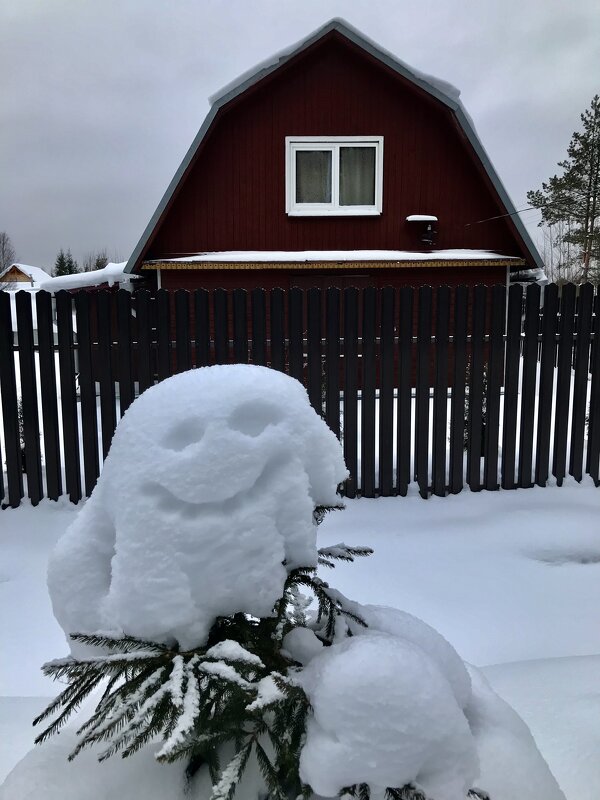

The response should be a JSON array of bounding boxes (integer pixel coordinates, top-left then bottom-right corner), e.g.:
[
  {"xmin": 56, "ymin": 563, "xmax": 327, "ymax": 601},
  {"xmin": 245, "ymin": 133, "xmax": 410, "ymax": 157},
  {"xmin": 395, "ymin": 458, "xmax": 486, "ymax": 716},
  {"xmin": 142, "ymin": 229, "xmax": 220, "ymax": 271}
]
[{"xmin": 47, "ymin": 365, "xmax": 348, "ymax": 652}]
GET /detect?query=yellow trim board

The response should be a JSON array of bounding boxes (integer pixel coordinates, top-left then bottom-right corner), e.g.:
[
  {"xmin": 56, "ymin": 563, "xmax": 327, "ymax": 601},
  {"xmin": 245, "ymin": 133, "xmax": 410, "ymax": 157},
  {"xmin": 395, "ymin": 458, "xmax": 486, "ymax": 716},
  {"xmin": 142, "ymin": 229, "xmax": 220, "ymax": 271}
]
[{"xmin": 143, "ymin": 259, "xmax": 524, "ymax": 271}]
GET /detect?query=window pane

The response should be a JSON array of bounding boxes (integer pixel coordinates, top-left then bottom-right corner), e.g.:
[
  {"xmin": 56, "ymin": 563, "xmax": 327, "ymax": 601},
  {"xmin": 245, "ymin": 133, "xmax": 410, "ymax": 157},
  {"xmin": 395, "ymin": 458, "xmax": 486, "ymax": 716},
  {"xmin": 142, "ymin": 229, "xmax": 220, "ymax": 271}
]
[
  {"xmin": 339, "ymin": 147, "xmax": 376, "ymax": 206},
  {"xmin": 296, "ymin": 150, "xmax": 332, "ymax": 203}
]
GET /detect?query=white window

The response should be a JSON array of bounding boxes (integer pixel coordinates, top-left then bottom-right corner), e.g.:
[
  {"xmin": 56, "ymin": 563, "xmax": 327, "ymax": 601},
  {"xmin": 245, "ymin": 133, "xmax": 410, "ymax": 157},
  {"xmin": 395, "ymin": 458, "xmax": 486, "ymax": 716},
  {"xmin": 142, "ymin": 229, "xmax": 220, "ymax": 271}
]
[{"xmin": 285, "ymin": 136, "xmax": 383, "ymax": 216}]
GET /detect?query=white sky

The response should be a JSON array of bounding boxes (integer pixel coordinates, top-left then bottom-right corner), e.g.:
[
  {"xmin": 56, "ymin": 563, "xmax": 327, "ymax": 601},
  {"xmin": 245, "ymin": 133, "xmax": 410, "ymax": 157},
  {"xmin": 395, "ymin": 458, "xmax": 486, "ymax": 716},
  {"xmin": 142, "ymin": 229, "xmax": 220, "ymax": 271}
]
[{"xmin": 1, "ymin": 0, "xmax": 599, "ymax": 271}]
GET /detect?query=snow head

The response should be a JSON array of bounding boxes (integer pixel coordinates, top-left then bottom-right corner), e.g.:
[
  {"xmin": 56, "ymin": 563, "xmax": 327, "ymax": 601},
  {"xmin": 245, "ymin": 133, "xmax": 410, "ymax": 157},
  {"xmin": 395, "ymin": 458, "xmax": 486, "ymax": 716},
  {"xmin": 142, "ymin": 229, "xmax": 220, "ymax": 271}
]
[{"xmin": 47, "ymin": 365, "xmax": 348, "ymax": 652}]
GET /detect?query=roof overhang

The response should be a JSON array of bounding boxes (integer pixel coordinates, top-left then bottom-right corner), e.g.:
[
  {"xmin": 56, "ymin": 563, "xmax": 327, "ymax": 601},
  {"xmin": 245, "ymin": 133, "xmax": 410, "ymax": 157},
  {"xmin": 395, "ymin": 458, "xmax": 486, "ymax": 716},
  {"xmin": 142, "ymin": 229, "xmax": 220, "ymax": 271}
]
[{"xmin": 125, "ymin": 18, "xmax": 543, "ymax": 275}]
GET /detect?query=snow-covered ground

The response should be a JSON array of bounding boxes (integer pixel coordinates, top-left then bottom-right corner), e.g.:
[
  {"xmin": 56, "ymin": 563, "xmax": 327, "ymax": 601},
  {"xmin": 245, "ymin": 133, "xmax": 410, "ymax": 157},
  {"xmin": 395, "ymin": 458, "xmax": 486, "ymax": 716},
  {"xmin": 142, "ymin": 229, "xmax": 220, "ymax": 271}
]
[{"xmin": 1, "ymin": 480, "xmax": 599, "ymax": 798}]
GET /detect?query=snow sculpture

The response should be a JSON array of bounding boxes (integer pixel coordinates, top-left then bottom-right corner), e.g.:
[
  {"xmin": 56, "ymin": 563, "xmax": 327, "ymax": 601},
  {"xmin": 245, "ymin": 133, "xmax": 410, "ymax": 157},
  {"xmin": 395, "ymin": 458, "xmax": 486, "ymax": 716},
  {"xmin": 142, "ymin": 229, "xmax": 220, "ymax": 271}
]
[{"xmin": 47, "ymin": 364, "xmax": 348, "ymax": 652}]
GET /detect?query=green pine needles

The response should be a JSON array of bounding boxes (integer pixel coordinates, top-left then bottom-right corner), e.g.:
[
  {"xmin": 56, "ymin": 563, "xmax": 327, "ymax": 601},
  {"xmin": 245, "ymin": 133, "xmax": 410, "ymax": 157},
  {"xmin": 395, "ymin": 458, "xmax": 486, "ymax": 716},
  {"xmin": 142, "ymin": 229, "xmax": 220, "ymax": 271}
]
[
  {"xmin": 34, "ymin": 523, "xmax": 491, "ymax": 800},
  {"xmin": 33, "ymin": 537, "xmax": 373, "ymax": 800}
]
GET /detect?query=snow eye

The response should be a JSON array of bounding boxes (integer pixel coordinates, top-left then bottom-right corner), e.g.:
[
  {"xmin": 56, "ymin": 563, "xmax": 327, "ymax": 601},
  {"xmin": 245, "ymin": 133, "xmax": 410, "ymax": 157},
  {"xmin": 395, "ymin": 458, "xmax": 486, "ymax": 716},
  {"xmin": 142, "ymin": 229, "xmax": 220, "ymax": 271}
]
[
  {"xmin": 228, "ymin": 401, "xmax": 283, "ymax": 437},
  {"xmin": 162, "ymin": 418, "xmax": 206, "ymax": 451}
]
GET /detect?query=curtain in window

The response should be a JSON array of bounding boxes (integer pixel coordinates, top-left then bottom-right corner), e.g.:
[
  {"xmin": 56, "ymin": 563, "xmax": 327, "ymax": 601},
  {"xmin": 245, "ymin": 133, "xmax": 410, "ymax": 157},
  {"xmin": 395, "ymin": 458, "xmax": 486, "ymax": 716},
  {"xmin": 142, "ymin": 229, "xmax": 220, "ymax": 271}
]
[
  {"xmin": 340, "ymin": 147, "xmax": 375, "ymax": 206},
  {"xmin": 296, "ymin": 150, "xmax": 332, "ymax": 203}
]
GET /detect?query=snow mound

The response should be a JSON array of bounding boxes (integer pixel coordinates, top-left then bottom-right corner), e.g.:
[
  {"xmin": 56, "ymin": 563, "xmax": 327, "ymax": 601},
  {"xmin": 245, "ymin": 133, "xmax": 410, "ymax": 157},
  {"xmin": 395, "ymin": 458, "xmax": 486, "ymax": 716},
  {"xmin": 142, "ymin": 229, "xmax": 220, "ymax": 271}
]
[
  {"xmin": 298, "ymin": 632, "xmax": 478, "ymax": 799},
  {"xmin": 298, "ymin": 604, "xmax": 565, "ymax": 800},
  {"xmin": 47, "ymin": 365, "xmax": 348, "ymax": 652},
  {"xmin": 466, "ymin": 666, "xmax": 566, "ymax": 800},
  {"xmin": 351, "ymin": 603, "xmax": 472, "ymax": 710}
]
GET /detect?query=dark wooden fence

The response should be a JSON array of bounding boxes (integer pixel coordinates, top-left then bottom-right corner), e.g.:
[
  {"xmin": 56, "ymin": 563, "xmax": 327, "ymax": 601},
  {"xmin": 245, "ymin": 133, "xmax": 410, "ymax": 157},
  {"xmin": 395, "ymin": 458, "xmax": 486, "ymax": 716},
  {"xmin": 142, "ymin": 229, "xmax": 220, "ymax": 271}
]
[{"xmin": 1, "ymin": 283, "xmax": 599, "ymax": 509}]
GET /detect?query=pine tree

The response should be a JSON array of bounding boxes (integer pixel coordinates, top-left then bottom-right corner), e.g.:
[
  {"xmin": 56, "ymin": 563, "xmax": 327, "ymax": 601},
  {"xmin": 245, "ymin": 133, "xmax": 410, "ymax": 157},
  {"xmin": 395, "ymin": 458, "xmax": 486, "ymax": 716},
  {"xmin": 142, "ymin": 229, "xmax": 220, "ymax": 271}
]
[
  {"xmin": 527, "ymin": 95, "xmax": 600, "ymax": 283},
  {"xmin": 65, "ymin": 249, "xmax": 79, "ymax": 274},
  {"xmin": 34, "ymin": 512, "xmax": 491, "ymax": 800},
  {"xmin": 54, "ymin": 248, "xmax": 79, "ymax": 276}
]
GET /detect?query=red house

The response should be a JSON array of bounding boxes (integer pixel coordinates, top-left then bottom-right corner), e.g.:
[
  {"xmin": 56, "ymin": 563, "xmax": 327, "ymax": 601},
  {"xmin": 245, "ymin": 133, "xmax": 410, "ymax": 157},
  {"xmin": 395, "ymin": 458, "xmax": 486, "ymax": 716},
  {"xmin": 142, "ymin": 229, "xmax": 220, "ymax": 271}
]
[{"xmin": 124, "ymin": 19, "xmax": 543, "ymax": 292}]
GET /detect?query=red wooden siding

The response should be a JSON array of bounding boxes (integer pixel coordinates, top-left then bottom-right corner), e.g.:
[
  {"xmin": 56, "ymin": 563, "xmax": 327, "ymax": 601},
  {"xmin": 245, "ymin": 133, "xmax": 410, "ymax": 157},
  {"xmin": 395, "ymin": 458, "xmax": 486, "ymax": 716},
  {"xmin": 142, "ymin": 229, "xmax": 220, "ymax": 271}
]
[
  {"xmin": 142, "ymin": 33, "xmax": 529, "ymax": 266},
  {"xmin": 159, "ymin": 265, "xmax": 508, "ymax": 293}
]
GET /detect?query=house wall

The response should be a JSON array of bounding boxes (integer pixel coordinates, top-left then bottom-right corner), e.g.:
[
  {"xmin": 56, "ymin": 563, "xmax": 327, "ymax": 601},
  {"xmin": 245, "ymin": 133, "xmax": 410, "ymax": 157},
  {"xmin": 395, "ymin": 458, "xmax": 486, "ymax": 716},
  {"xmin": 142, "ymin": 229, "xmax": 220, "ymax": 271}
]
[
  {"xmin": 143, "ymin": 33, "xmax": 529, "ymax": 271},
  {"xmin": 158, "ymin": 264, "xmax": 508, "ymax": 293}
]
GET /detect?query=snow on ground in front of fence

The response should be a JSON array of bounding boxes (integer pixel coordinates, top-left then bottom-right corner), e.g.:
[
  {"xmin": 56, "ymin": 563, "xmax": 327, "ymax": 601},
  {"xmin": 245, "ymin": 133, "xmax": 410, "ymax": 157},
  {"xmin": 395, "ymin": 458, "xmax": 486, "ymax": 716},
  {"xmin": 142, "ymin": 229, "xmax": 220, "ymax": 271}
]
[{"xmin": 1, "ymin": 481, "xmax": 600, "ymax": 798}]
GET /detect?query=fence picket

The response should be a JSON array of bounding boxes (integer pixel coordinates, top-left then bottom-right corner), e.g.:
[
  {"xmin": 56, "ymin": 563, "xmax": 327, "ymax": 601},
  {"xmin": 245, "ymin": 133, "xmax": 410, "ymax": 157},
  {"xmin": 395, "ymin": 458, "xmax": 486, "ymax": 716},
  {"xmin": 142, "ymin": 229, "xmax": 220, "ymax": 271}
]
[
  {"xmin": 288, "ymin": 288, "xmax": 303, "ymax": 382},
  {"xmin": 156, "ymin": 289, "xmax": 172, "ymax": 381},
  {"xmin": 307, "ymin": 288, "xmax": 322, "ymax": 415},
  {"xmin": 251, "ymin": 289, "xmax": 267, "ymax": 366},
  {"xmin": 449, "ymin": 286, "xmax": 468, "ymax": 494},
  {"xmin": 117, "ymin": 289, "xmax": 134, "ymax": 415},
  {"xmin": 379, "ymin": 287, "xmax": 395, "ymax": 496},
  {"xmin": 588, "ymin": 287, "xmax": 600, "ymax": 485},
  {"xmin": 16, "ymin": 291, "xmax": 43, "ymax": 504},
  {"xmin": 501, "ymin": 284, "xmax": 522, "ymax": 489},
  {"xmin": 535, "ymin": 284, "xmax": 558, "ymax": 486},
  {"xmin": 396, "ymin": 287, "xmax": 413, "ymax": 497},
  {"xmin": 553, "ymin": 284, "xmax": 576, "ymax": 485},
  {"xmin": 194, "ymin": 289, "xmax": 210, "ymax": 367},
  {"xmin": 56, "ymin": 291, "xmax": 82, "ymax": 504},
  {"xmin": 74, "ymin": 292, "xmax": 100, "ymax": 497},
  {"xmin": 483, "ymin": 285, "xmax": 505, "ymax": 491},
  {"xmin": 233, "ymin": 289, "xmax": 248, "ymax": 364},
  {"xmin": 135, "ymin": 290, "xmax": 154, "ymax": 394},
  {"xmin": 415, "ymin": 286, "xmax": 432, "ymax": 498},
  {"xmin": 467, "ymin": 285, "xmax": 486, "ymax": 491},
  {"xmin": 325, "ymin": 288, "xmax": 341, "ymax": 439},
  {"xmin": 175, "ymin": 290, "xmax": 192, "ymax": 372},
  {"xmin": 0, "ymin": 292, "xmax": 24, "ymax": 507},
  {"xmin": 361, "ymin": 287, "xmax": 377, "ymax": 498},
  {"xmin": 343, "ymin": 288, "xmax": 359, "ymax": 498},
  {"xmin": 213, "ymin": 289, "xmax": 229, "ymax": 365},
  {"xmin": 36, "ymin": 291, "xmax": 62, "ymax": 500},
  {"xmin": 432, "ymin": 286, "xmax": 449, "ymax": 497},
  {"xmin": 569, "ymin": 283, "xmax": 593, "ymax": 481},
  {"xmin": 270, "ymin": 289, "xmax": 285, "ymax": 372},
  {"xmin": 518, "ymin": 284, "xmax": 540, "ymax": 488},
  {"xmin": 96, "ymin": 290, "xmax": 117, "ymax": 459}
]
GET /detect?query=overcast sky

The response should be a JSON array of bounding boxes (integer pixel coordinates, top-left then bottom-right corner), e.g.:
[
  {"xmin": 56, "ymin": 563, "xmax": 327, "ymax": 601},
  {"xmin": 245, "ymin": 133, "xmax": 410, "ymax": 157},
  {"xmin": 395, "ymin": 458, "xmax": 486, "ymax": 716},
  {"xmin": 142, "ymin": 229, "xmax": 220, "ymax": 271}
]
[{"xmin": 1, "ymin": 0, "xmax": 599, "ymax": 272}]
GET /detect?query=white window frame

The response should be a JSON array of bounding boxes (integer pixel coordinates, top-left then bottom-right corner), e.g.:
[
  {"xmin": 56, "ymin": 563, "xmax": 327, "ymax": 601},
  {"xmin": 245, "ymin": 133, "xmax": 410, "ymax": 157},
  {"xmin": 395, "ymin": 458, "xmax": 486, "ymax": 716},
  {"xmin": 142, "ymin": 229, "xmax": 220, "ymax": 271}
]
[{"xmin": 285, "ymin": 136, "xmax": 383, "ymax": 216}]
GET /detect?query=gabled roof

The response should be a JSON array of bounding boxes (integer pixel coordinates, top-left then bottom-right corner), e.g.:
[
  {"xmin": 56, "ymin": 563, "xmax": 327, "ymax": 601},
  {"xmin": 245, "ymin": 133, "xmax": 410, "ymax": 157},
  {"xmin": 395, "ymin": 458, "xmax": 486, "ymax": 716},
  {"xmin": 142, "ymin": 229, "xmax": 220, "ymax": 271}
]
[
  {"xmin": 0, "ymin": 263, "xmax": 50, "ymax": 285},
  {"xmin": 124, "ymin": 18, "xmax": 543, "ymax": 273}
]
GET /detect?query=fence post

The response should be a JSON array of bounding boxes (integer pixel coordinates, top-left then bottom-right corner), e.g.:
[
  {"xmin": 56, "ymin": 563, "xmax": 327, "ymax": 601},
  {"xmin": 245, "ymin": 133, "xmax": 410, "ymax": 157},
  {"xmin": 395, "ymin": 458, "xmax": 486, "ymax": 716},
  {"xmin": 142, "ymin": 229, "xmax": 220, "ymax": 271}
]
[
  {"xmin": 518, "ymin": 284, "xmax": 540, "ymax": 488},
  {"xmin": 251, "ymin": 289, "xmax": 267, "ymax": 366},
  {"xmin": 233, "ymin": 289, "xmax": 248, "ymax": 364},
  {"xmin": 75, "ymin": 292, "xmax": 100, "ymax": 497},
  {"xmin": 175, "ymin": 290, "xmax": 192, "ymax": 373},
  {"xmin": 306, "ymin": 288, "xmax": 322, "ymax": 415}
]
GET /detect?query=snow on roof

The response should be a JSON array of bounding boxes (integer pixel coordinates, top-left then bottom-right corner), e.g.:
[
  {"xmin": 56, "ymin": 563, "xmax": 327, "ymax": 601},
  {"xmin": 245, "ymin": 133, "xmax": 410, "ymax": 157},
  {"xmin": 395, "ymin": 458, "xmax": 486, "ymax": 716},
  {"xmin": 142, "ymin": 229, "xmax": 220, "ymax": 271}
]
[
  {"xmin": 148, "ymin": 249, "xmax": 519, "ymax": 264},
  {"xmin": 406, "ymin": 215, "xmax": 439, "ymax": 223},
  {"xmin": 38, "ymin": 262, "xmax": 139, "ymax": 292},
  {"xmin": 0, "ymin": 263, "xmax": 50, "ymax": 286},
  {"xmin": 209, "ymin": 19, "xmax": 461, "ymax": 109}
]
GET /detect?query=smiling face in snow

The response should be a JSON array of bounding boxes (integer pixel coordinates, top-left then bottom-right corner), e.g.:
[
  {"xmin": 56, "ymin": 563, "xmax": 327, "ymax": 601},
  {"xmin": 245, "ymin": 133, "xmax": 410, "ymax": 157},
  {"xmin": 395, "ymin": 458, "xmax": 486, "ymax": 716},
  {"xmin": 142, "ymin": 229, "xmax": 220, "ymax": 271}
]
[{"xmin": 47, "ymin": 364, "xmax": 348, "ymax": 653}]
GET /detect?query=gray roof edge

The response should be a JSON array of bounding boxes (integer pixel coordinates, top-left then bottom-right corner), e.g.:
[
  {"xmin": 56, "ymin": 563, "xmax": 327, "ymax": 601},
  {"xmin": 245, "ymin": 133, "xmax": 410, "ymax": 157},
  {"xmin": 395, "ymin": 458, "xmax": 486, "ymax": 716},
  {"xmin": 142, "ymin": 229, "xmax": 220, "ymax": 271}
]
[
  {"xmin": 124, "ymin": 106, "xmax": 219, "ymax": 274},
  {"xmin": 125, "ymin": 17, "xmax": 542, "ymax": 274},
  {"xmin": 453, "ymin": 107, "xmax": 543, "ymax": 270}
]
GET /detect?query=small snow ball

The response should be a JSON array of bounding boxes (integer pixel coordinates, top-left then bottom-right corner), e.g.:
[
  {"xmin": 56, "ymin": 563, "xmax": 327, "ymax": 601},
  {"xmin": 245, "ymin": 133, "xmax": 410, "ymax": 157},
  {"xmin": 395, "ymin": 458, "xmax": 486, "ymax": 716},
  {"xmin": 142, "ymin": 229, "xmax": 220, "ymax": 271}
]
[
  {"xmin": 299, "ymin": 633, "xmax": 479, "ymax": 800},
  {"xmin": 47, "ymin": 365, "xmax": 348, "ymax": 653}
]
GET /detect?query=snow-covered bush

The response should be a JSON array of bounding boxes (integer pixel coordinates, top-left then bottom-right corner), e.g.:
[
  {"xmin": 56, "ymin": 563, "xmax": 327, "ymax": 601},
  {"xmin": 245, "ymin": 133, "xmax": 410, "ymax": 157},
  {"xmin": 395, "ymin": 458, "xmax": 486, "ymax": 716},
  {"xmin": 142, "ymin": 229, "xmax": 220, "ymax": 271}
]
[{"xmin": 19, "ymin": 366, "xmax": 564, "ymax": 800}]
